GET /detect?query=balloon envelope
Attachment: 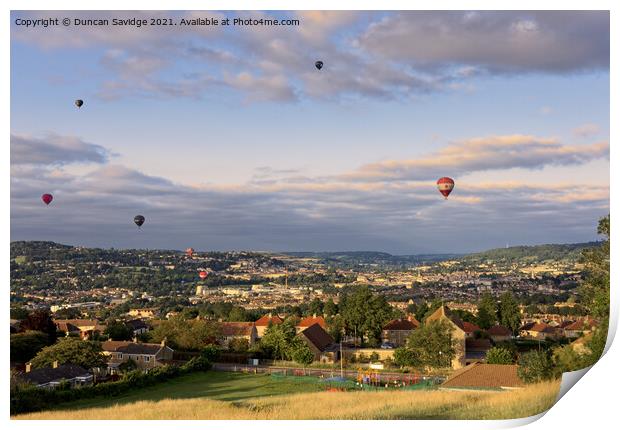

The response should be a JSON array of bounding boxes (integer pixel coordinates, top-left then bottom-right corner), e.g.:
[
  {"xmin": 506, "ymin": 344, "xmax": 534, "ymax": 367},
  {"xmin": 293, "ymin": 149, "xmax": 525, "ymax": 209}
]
[
  {"xmin": 186, "ymin": 248, "xmax": 195, "ymax": 257},
  {"xmin": 75, "ymin": 99, "xmax": 84, "ymax": 108},
  {"xmin": 199, "ymin": 271, "xmax": 208, "ymax": 279},
  {"xmin": 41, "ymin": 193, "xmax": 53, "ymax": 205},
  {"xmin": 134, "ymin": 215, "xmax": 145, "ymax": 227},
  {"xmin": 437, "ymin": 177, "xmax": 455, "ymax": 199},
  {"xmin": 315, "ymin": 61, "xmax": 323, "ymax": 70}
]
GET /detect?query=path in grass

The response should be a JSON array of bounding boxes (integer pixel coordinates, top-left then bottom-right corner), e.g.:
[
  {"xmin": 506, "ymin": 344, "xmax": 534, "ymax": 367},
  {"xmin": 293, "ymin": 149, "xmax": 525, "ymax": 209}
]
[{"xmin": 51, "ymin": 371, "xmax": 322, "ymax": 412}]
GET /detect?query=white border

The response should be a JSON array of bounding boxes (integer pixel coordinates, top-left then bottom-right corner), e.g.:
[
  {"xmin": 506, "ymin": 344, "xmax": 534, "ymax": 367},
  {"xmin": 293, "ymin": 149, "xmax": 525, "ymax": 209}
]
[{"xmin": 2, "ymin": 1, "xmax": 617, "ymax": 429}]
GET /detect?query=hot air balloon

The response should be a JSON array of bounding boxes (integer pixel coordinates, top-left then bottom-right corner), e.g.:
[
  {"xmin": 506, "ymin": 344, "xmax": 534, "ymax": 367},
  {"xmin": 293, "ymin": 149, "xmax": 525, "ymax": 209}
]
[
  {"xmin": 186, "ymin": 248, "xmax": 195, "ymax": 258},
  {"xmin": 436, "ymin": 177, "xmax": 455, "ymax": 199},
  {"xmin": 75, "ymin": 99, "xmax": 84, "ymax": 108},
  {"xmin": 41, "ymin": 193, "xmax": 53, "ymax": 205},
  {"xmin": 315, "ymin": 60, "xmax": 323, "ymax": 70},
  {"xmin": 199, "ymin": 271, "xmax": 208, "ymax": 279},
  {"xmin": 134, "ymin": 215, "xmax": 145, "ymax": 228}
]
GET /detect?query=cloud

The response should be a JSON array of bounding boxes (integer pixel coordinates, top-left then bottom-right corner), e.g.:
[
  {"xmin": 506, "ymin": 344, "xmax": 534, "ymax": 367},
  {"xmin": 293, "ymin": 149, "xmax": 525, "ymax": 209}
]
[
  {"xmin": 573, "ymin": 123, "xmax": 601, "ymax": 138},
  {"xmin": 10, "ymin": 134, "xmax": 111, "ymax": 166},
  {"xmin": 355, "ymin": 11, "xmax": 609, "ymax": 74},
  {"xmin": 342, "ymin": 135, "xmax": 609, "ymax": 182},
  {"xmin": 12, "ymin": 11, "xmax": 609, "ymax": 103}
]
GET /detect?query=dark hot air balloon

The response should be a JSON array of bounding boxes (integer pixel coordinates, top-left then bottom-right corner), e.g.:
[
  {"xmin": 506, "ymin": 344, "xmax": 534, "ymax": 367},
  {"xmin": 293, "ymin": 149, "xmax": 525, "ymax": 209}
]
[
  {"xmin": 41, "ymin": 193, "xmax": 53, "ymax": 205},
  {"xmin": 436, "ymin": 177, "xmax": 455, "ymax": 199},
  {"xmin": 75, "ymin": 99, "xmax": 84, "ymax": 108},
  {"xmin": 315, "ymin": 60, "xmax": 323, "ymax": 70},
  {"xmin": 134, "ymin": 215, "xmax": 145, "ymax": 227},
  {"xmin": 199, "ymin": 271, "xmax": 208, "ymax": 279},
  {"xmin": 186, "ymin": 248, "xmax": 195, "ymax": 258}
]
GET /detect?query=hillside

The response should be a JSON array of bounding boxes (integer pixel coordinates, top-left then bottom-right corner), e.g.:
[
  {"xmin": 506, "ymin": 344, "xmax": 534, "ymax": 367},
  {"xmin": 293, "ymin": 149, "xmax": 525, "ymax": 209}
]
[
  {"xmin": 458, "ymin": 242, "xmax": 599, "ymax": 265},
  {"xmin": 14, "ymin": 379, "xmax": 560, "ymax": 420}
]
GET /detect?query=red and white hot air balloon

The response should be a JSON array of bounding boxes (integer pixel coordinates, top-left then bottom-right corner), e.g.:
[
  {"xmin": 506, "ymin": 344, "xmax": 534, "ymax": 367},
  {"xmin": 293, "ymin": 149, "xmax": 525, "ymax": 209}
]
[
  {"xmin": 41, "ymin": 193, "xmax": 53, "ymax": 205},
  {"xmin": 198, "ymin": 271, "xmax": 208, "ymax": 280},
  {"xmin": 436, "ymin": 177, "xmax": 455, "ymax": 199},
  {"xmin": 186, "ymin": 248, "xmax": 195, "ymax": 258}
]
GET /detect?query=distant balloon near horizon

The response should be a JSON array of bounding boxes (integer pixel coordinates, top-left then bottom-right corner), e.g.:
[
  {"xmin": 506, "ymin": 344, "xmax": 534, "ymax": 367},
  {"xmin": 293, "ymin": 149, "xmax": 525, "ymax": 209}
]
[
  {"xmin": 41, "ymin": 193, "xmax": 53, "ymax": 205},
  {"xmin": 74, "ymin": 99, "xmax": 84, "ymax": 108},
  {"xmin": 186, "ymin": 248, "xmax": 195, "ymax": 258},
  {"xmin": 133, "ymin": 215, "xmax": 145, "ymax": 228},
  {"xmin": 437, "ymin": 177, "xmax": 455, "ymax": 199},
  {"xmin": 315, "ymin": 60, "xmax": 323, "ymax": 70},
  {"xmin": 198, "ymin": 270, "xmax": 208, "ymax": 280}
]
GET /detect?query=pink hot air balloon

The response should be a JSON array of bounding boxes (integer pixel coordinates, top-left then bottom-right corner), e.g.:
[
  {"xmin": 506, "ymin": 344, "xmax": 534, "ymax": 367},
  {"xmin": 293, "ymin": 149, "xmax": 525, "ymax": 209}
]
[{"xmin": 41, "ymin": 193, "xmax": 53, "ymax": 205}]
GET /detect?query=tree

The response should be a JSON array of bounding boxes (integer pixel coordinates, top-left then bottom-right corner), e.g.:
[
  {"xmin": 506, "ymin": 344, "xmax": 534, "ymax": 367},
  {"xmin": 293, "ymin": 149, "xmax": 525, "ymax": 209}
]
[
  {"xmin": 228, "ymin": 338, "xmax": 249, "ymax": 353},
  {"xmin": 341, "ymin": 286, "xmax": 393, "ymax": 347},
  {"xmin": 30, "ymin": 338, "xmax": 107, "ymax": 370},
  {"xmin": 260, "ymin": 320, "xmax": 297, "ymax": 360},
  {"xmin": 552, "ymin": 344, "xmax": 585, "ymax": 374},
  {"xmin": 486, "ymin": 347, "xmax": 514, "ymax": 364},
  {"xmin": 150, "ymin": 317, "xmax": 221, "ymax": 351},
  {"xmin": 517, "ymin": 350, "xmax": 555, "ymax": 383},
  {"xmin": 10, "ymin": 331, "xmax": 51, "ymax": 364},
  {"xmin": 497, "ymin": 292, "xmax": 522, "ymax": 334},
  {"xmin": 290, "ymin": 339, "xmax": 314, "ymax": 369},
  {"xmin": 20, "ymin": 309, "xmax": 57, "ymax": 343},
  {"xmin": 324, "ymin": 298, "xmax": 338, "ymax": 317},
  {"xmin": 118, "ymin": 358, "xmax": 138, "ymax": 373},
  {"xmin": 104, "ymin": 321, "xmax": 132, "ymax": 341},
  {"xmin": 477, "ymin": 293, "xmax": 497, "ymax": 329},
  {"xmin": 402, "ymin": 320, "xmax": 455, "ymax": 368},
  {"xmin": 308, "ymin": 298, "xmax": 324, "ymax": 316},
  {"xmin": 394, "ymin": 347, "xmax": 420, "ymax": 367},
  {"xmin": 326, "ymin": 315, "xmax": 345, "ymax": 343}
]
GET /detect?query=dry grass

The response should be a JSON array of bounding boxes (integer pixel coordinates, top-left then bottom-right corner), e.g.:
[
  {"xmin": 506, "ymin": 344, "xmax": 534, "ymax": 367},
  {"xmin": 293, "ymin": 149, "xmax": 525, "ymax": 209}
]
[{"xmin": 14, "ymin": 380, "xmax": 560, "ymax": 420}]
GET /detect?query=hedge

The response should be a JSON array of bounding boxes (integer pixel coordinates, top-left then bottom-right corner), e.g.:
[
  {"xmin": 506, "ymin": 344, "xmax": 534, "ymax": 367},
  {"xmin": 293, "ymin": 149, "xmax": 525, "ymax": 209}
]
[{"xmin": 11, "ymin": 356, "xmax": 212, "ymax": 415}]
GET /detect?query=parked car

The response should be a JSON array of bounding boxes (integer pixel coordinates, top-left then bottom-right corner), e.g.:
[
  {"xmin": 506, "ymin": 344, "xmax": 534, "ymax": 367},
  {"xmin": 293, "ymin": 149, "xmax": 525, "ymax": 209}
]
[{"xmin": 380, "ymin": 342, "xmax": 395, "ymax": 349}]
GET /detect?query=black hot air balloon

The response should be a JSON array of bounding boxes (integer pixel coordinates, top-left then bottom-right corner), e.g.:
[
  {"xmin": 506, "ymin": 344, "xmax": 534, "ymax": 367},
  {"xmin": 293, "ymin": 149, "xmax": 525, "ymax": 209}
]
[
  {"xmin": 315, "ymin": 61, "xmax": 323, "ymax": 70},
  {"xmin": 75, "ymin": 99, "xmax": 84, "ymax": 108},
  {"xmin": 134, "ymin": 215, "xmax": 145, "ymax": 228}
]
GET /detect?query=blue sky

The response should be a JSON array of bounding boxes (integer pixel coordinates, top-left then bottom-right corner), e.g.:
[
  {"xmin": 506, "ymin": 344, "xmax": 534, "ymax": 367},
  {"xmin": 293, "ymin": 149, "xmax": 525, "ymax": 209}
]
[{"xmin": 10, "ymin": 11, "xmax": 610, "ymax": 253}]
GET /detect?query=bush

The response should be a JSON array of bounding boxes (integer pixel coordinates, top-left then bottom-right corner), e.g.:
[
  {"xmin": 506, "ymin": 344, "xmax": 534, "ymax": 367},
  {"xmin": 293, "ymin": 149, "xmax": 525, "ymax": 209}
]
[
  {"xmin": 517, "ymin": 350, "xmax": 555, "ymax": 383},
  {"xmin": 486, "ymin": 347, "xmax": 514, "ymax": 364}
]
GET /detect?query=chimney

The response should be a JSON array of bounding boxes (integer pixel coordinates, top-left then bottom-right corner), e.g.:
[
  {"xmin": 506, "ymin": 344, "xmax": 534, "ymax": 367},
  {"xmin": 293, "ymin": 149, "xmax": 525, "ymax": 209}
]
[
  {"xmin": 25, "ymin": 362, "xmax": 32, "ymax": 373},
  {"xmin": 161, "ymin": 337, "xmax": 167, "ymax": 347},
  {"xmin": 268, "ymin": 312, "xmax": 272, "ymax": 318},
  {"xmin": 132, "ymin": 336, "xmax": 138, "ymax": 343},
  {"xmin": 313, "ymin": 313, "xmax": 317, "ymax": 318},
  {"xmin": 53, "ymin": 360, "xmax": 59, "ymax": 369}
]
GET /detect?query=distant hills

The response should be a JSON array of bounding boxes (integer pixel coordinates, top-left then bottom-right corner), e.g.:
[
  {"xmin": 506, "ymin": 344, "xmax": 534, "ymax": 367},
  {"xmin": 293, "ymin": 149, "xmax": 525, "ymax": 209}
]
[{"xmin": 11, "ymin": 240, "xmax": 601, "ymax": 267}]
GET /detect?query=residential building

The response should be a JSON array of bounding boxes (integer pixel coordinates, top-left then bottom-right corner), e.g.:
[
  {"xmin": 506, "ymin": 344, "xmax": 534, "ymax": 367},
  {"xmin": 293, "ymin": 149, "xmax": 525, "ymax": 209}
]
[
  {"xmin": 426, "ymin": 305, "xmax": 467, "ymax": 369},
  {"xmin": 102, "ymin": 340, "xmax": 174, "ymax": 373},
  {"xmin": 441, "ymin": 363, "xmax": 524, "ymax": 389},
  {"xmin": 382, "ymin": 316, "xmax": 420, "ymax": 347},
  {"xmin": 296, "ymin": 315, "xmax": 327, "ymax": 333},
  {"xmin": 297, "ymin": 323, "xmax": 339, "ymax": 363},
  {"xmin": 486, "ymin": 325, "xmax": 513, "ymax": 343},
  {"xmin": 220, "ymin": 322, "xmax": 258, "ymax": 348},
  {"xmin": 254, "ymin": 313, "xmax": 283, "ymax": 338},
  {"xmin": 20, "ymin": 362, "xmax": 93, "ymax": 389},
  {"xmin": 54, "ymin": 319, "xmax": 107, "ymax": 340}
]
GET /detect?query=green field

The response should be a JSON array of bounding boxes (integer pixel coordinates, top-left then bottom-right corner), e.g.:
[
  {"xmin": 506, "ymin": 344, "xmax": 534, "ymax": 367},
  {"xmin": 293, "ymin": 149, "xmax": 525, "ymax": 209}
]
[{"xmin": 50, "ymin": 371, "xmax": 322, "ymax": 411}]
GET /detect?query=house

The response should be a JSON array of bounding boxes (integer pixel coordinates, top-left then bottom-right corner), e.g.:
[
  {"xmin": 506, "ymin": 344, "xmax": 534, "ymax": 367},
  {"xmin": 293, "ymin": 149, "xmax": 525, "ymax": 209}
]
[
  {"xmin": 519, "ymin": 322, "xmax": 558, "ymax": 340},
  {"xmin": 564, "ymin": 318, "xmax": 596, "ymax": 339},
  {"xmin": 54, "ymin": 319, "xmax": 107, "ymax": 340},
  {"xmin": 20, "ymin": 362, "xmax": 93, "ymax": 389},
  {"xmin": 382, "ymin": 316, "xmax": 420, "ymax": 347},
  {"xmin": 102, "ymin": 340, "xmax": 174, "ymax": 373},
  {"xmin": 297, "ymin": 323, "xmax": 339, "ymax": 363},
  {"xmin": 296, "ymin": 315, "xmax": 327, "ymax": 333},
  {"xmin": 465, "ymin": 338, "xmax": 492, "ymax": 364},
  {"xmin": 426, "ymin": 306, "xmax": 467, "ymax": 369},
  {"xmin": 486, "ymin": 325, "xmax": 513, "ymax": 343},
  {"xmin": 125, "ymin": 319, "xmax": 150, "ymax": 336},
  {"xmin": 128, "ymin": 308, "xmax": 157, "ymax": 319},
  {"xmin": 462, "ymin": 321, "xmax": 481, "ymax": 338},
  {"xmin": 441, "ymin": 363, "xmax": 524, "ymax": 389},
  {"xmin": 220, "ymin": 322, "xmax": 258, "ymax": 348},
  {"xmin": 254, "ymin": 313, "xmax": 283, "ymax": 338}
]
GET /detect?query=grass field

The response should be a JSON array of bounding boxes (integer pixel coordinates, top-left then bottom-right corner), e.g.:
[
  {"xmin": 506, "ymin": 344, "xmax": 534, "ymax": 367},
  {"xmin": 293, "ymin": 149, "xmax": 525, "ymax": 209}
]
[{"xmin": 14, "ymin": 371, "xmax": 561, "ymax": 420}]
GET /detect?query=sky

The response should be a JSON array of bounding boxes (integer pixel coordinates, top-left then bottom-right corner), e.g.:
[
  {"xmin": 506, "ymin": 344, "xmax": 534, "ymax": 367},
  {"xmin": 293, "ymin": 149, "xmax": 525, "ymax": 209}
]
[{"xmin": 10, "ymin": 10, "xmax": 610, "ymax": 254}]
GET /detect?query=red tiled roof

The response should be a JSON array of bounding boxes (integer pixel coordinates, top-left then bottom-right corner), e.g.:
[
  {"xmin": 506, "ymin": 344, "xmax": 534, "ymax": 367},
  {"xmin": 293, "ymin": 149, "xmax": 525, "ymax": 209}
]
[
  {"xmin": 487, "ymin": 325, "xmax": 512, "ymax": 336},
  {"xmin": 462, "ymin": 321, "xmax": 481, "ymax": 333},
  {"xmin": 442, "ymin": 363, "xmax": 524, "ymax": 388},
  {"xmin": 221, "ymin": 322, "xmax": 256, "ymax": 336},
  {"xmin": 564, "ymin": 319, "xmax": 595, "ymax": 331},
  {"xmin": 255, "ymin": 314, "xmax": 283, "ymax": 327},
  {"xmin": 297, "ymin": 316, "xmax": 327, "ymax": 329},
  {"xmin": 54, "ymin": 319, "xmax": 106, "ymax": 332},
  {"xmin": 383, "ymin": 318, "xmax": 419, "ymax": 331}
]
